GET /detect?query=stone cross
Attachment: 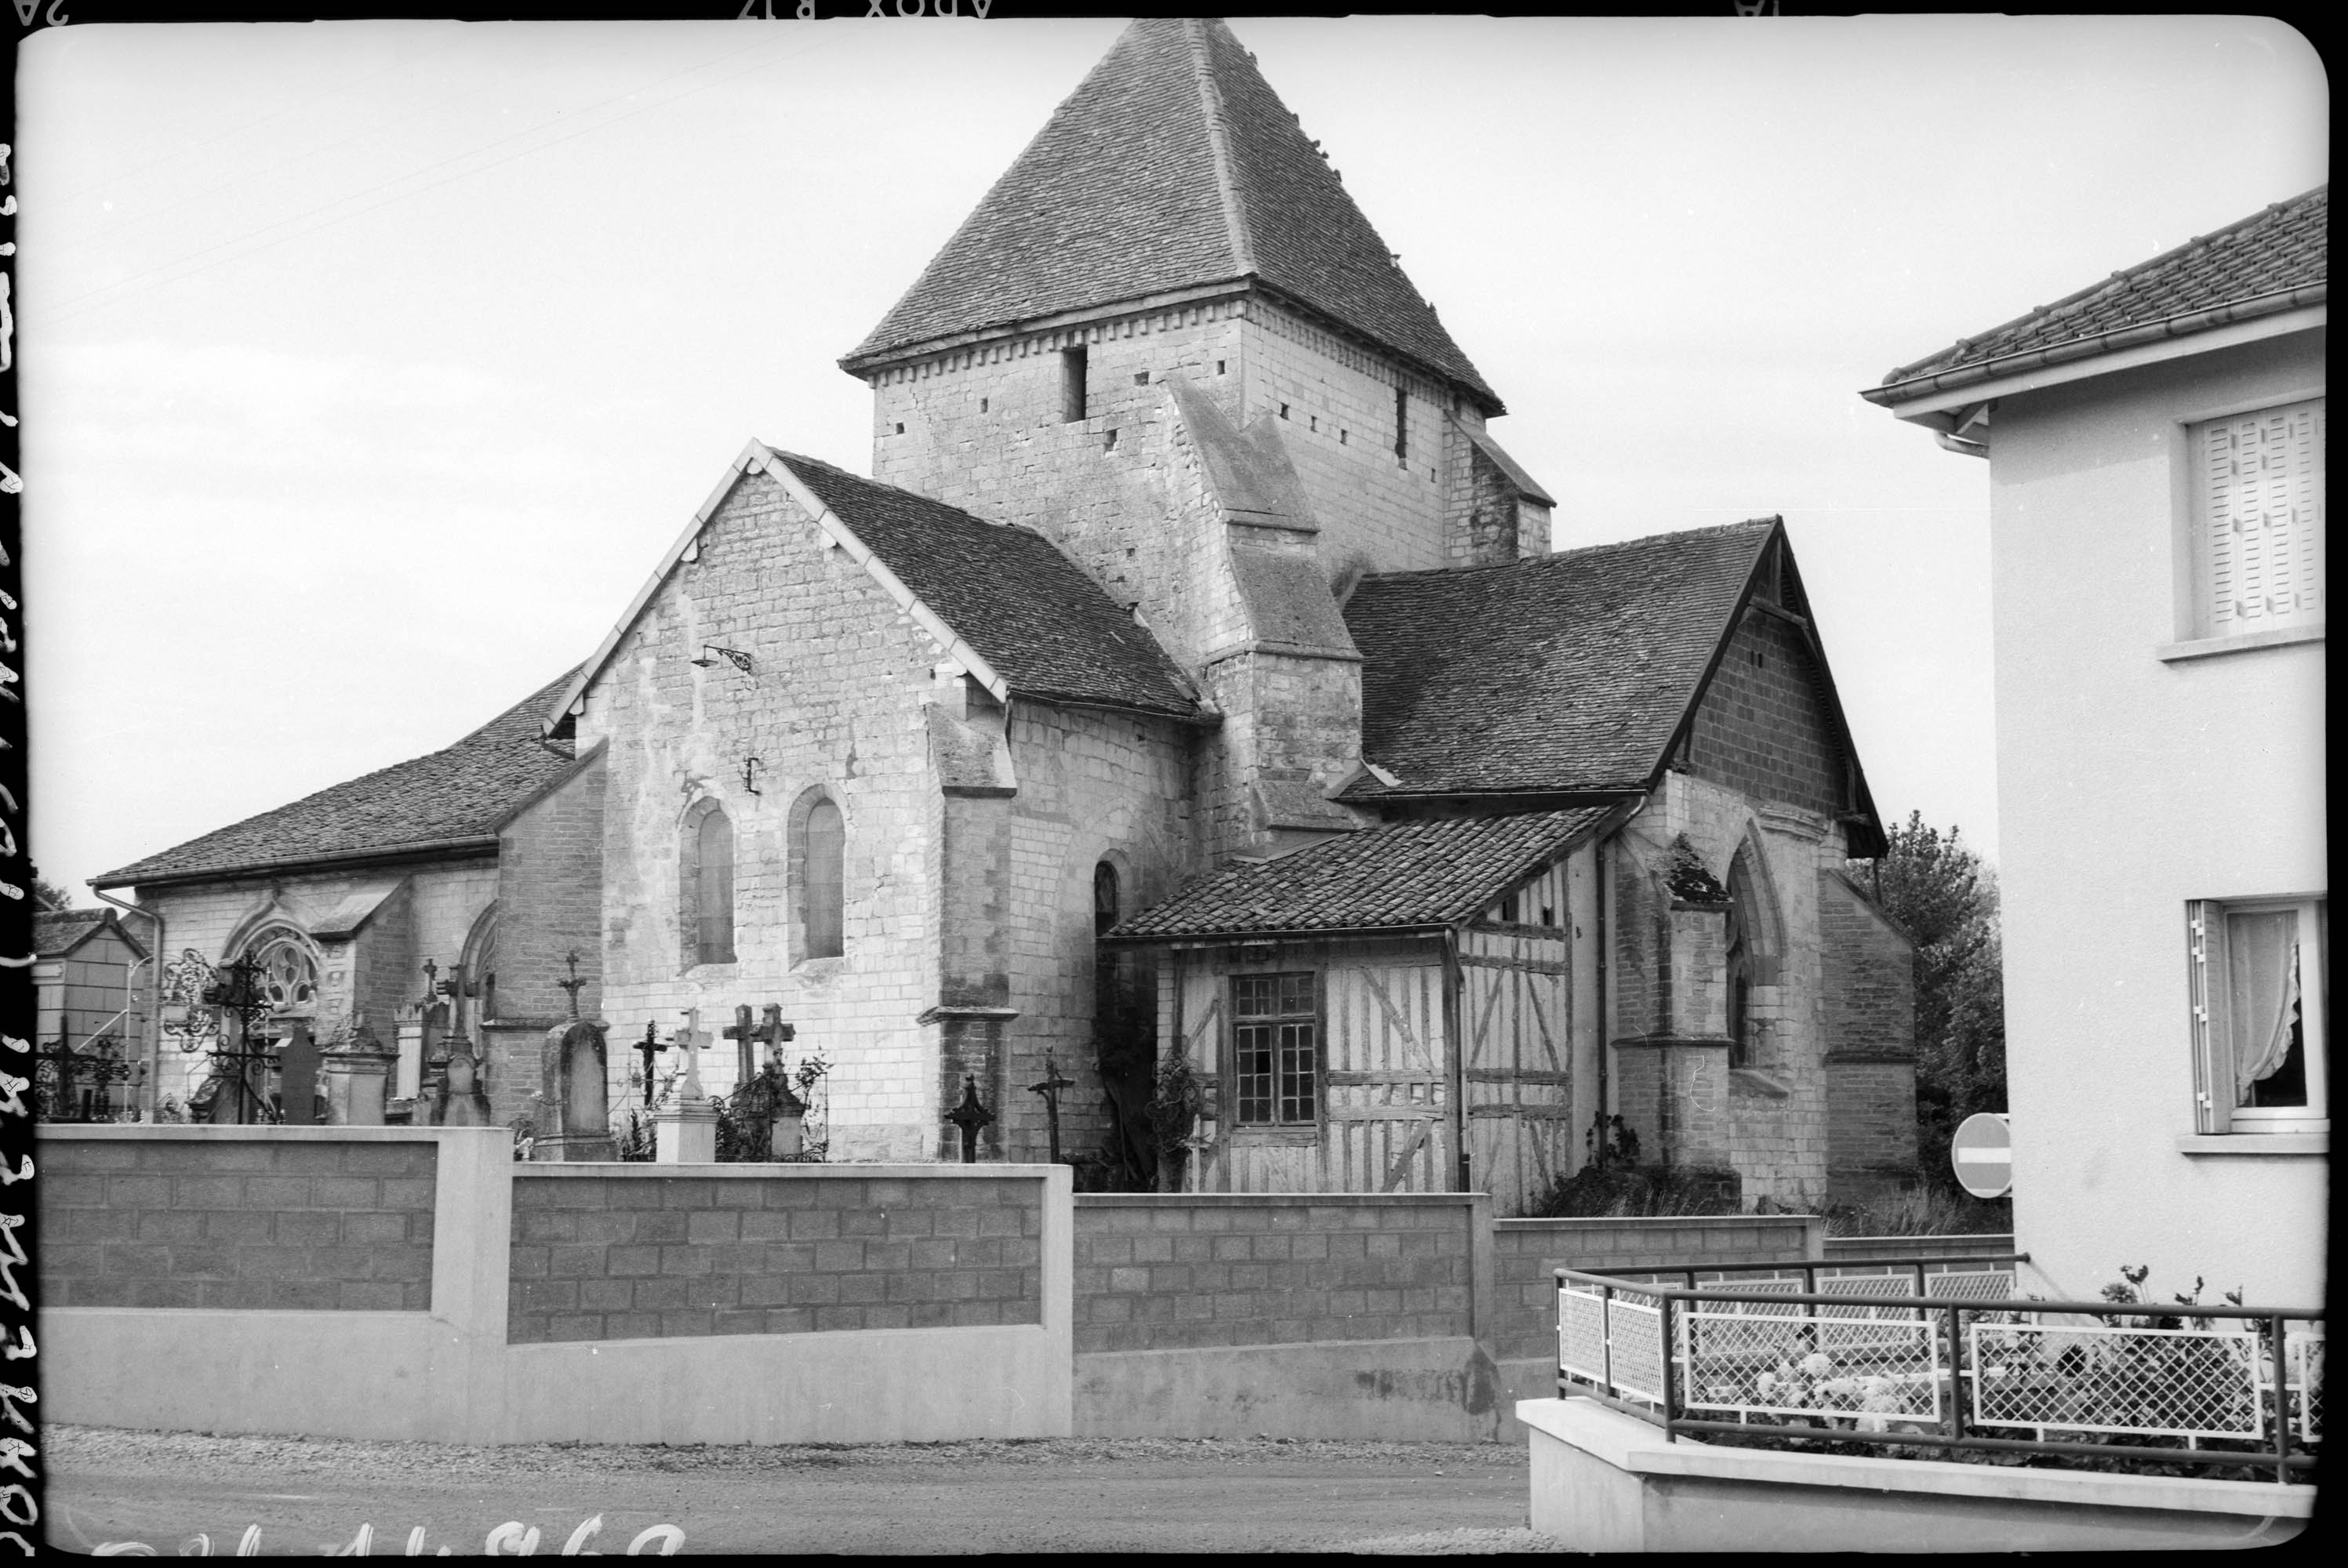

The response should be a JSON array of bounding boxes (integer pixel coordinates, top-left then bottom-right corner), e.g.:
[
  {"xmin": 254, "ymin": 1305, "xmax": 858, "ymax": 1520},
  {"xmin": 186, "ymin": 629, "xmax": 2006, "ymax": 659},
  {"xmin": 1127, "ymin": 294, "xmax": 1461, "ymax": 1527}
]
[
  {"xmin": 723, "ymin": 1004, "xmax": 758, "ymax": 1086},
  {"xmin": 676, "ymin": 1009, "xmax": 713, "ymax": 1102},
  {"xmin": 758, "ymin": 1004, "xmax": 795, "ymax": 1066}
]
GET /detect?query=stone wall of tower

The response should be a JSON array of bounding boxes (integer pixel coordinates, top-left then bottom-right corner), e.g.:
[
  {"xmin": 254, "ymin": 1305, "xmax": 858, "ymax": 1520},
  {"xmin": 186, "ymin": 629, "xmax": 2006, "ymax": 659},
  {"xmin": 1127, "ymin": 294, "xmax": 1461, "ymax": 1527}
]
[
  {"xmin": 1233, "ymin": 303, "xmax": 1459, "ymax": 579},
  {"xmin": 867, "ymin": 300, "xmax": 1247, "ymax": 677}
]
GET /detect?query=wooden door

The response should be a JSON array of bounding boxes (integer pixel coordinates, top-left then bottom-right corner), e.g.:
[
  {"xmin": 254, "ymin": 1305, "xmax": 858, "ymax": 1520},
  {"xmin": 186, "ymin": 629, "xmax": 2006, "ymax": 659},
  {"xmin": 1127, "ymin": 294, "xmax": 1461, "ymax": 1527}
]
[{"xmin": 1458, "ymin": 924, "xmax": 1575, "ymax": 1214}]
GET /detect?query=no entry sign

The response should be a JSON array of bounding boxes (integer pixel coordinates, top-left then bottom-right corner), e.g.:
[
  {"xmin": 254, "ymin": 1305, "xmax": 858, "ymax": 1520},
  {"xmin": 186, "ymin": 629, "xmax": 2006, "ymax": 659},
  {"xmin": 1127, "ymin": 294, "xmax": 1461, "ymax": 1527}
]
[{"xmin": 1950, "ymin": 1112, "xmax": 2012, "ymax": 1200}]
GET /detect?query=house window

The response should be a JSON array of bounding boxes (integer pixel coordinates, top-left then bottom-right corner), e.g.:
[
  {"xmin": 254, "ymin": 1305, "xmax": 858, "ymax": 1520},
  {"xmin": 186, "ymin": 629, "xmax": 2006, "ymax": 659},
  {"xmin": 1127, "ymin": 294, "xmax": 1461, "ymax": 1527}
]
[
  {"xmin": 1060, "ymin": 347, "xmax": 1089, "ymax": 423},
  {"xmin": 1232, "ymin": 971, "xmax": 1317, "ymax": 1125},
  {"xmin": 2190, "ymin": 398, "xmax": 2325, "ymax": 638},
  {"xmin": 2188, "ymin": 897, "xmax": 2328, "ymax": 1131},
  {"xmin": 801, "ymin": 797, "xmax": 845, "ymax": 960},
  {"xmin": 682, "ymin": 802, "xmax": 736, "ymax": 967}
]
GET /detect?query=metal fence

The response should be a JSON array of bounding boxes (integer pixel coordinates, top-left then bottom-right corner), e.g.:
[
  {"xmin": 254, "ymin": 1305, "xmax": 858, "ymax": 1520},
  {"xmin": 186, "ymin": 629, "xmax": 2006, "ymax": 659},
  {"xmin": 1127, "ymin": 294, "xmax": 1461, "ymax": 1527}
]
[{"xmin": 1556, "ymin": 1258, "xmax": 2322, "ymax": 1484}]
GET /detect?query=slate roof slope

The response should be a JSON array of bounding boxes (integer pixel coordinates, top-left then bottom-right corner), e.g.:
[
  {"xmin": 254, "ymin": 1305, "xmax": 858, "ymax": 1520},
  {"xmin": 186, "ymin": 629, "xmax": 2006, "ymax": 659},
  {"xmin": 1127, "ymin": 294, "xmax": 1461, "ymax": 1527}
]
[
  {"xmin": 842, "ymin": 17, "xmax": 1498, "ymax": 411},
  {"xmin": 93, "ymin": 670, "xmax": 583, "ymax": 889},
  {"xmin": 36, "ymin": 908, "xmax": 145, "ymax": 959},
  {"xmin": 1107, "ymin": 808, "xmax": 1612, "ymax": 941},
  {"xmin": 1875, "ymin": 185, "xmax": 2327, "ymax": 394},
  {"xmin": 1340, "ymin": 521, "xmax": 1777, "ymax": 798},
  {"xmin": 771, "ymin": 452, "xmax": 1202, "ymax": 720}
]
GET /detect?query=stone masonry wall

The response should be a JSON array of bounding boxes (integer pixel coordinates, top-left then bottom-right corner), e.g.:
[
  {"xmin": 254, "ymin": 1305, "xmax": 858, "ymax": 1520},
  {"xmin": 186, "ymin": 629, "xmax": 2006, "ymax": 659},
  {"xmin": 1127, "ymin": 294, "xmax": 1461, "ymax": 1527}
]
[
  {"xmin": 1489, "ymin": 1214, "xmax": 1820, "ymax": 1360},
  {"xmin": 1070, "ymin": 1195, "xmax": 1474, "ymax": 1355},
  {"xmin": 576, "ymin": 469, "xmax": 942, "ymax": 1160},
  {"xmin": 38, "ymin": 1137, "xmax": 437, "ymax": 1310},
  {"xmin": 506, "ymin": 1172, "xmax": 1041, "ymax": 1343},
  {"xmin": 995, "ymin": 705, "xmax": 1194, "ymax": 1165},
  {"xmin": 1685, "ymin": 610, "xmax": 1844, "ymax": 819}
]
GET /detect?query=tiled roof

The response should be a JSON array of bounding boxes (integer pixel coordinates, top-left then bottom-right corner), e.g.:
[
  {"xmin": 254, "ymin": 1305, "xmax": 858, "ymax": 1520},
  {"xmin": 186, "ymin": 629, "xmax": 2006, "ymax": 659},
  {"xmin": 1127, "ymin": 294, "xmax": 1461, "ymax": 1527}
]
[
  {"xmin": 1340, "ymin": 521, "xmax": 1776, "ymax": 798},
  {"xmin": 93, "ymin": 670, "xmax": 583, "ymax": 888},
  {"xmin": 1108, "ymin": 808, "xmax": 1612, "ymax": 941},
  {"xmin": 1878, "ymin": 185, "xmax": 2328, "ymax": 392},
  {"xmin": 36, "ymin": 909, "xmax": 112, "ymax": 958},
  {"xmin": 843, "ymin": 18, "xmax": 1499, "ymax": 410},
  {"xmin": 771, "ymin": 452, "xmax": 1202, "ymax": 720}
]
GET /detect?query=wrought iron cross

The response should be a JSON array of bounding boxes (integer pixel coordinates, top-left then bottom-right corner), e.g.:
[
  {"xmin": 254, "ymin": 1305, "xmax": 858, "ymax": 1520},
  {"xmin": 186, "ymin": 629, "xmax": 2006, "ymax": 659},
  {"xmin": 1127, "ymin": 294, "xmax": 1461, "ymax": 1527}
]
[
  {"xmin": 945, "ymin": 1075, "xmax": 994, "ymax": 1163},
  {"xmin": 634, "ymin": 1021, "xmax": 672, "ymax": 1108},
  {"xmin": 1028, "ymin": 1054, "xmax": 1077, "ymax": 1166}
]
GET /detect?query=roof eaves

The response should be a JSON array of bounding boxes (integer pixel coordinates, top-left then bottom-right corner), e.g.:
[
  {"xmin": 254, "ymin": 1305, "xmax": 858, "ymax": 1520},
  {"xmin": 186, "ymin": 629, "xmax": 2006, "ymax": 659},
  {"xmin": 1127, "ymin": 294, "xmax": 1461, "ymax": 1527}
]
[
  {"xmin": 1865, "ymin": 285, "xmax": 2328, "ymax": 408},
  {"xmin": 93, "ymin": 835, "xmax": 502, "ymax": 893},
  {"xmin": 840, "ymin": 278, "xmax": 1256, "ymax": 377},
  {"xmin": 1876, "ymin": 187, "xmax": 2328, "ymax": 391},
  {"xmin": 1101, "ymin": 920, "xmax": 1447, "ymax": 946}
]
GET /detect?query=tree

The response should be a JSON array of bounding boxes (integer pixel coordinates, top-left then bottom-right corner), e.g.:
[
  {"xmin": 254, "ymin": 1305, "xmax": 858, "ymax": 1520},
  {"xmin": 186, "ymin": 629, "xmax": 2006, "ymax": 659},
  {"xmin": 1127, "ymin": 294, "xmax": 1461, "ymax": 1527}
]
[
  {"xmin": 1856, "ymin": 812, "xmax": 2007, "ymax": 1193},
  {"xmin": 31, "ymin": 873, "xmax": 78, "ymax": 913}
]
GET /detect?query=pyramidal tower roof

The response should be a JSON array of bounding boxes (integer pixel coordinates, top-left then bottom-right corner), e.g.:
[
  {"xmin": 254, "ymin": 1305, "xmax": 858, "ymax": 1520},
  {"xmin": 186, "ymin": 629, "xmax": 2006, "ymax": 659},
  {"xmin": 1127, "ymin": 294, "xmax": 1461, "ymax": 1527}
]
[{"xmin": 841, "ymin": 17, "xmax": 1500, "ymax": 412}]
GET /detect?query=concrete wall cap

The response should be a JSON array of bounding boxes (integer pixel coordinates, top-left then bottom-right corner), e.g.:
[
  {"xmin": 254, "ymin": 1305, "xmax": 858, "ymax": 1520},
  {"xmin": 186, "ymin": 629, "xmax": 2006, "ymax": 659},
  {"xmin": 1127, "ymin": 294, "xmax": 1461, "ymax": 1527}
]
[{"xmin": 1515, "ymin": 1398, "xmax": 2315, "ymax": 1518}]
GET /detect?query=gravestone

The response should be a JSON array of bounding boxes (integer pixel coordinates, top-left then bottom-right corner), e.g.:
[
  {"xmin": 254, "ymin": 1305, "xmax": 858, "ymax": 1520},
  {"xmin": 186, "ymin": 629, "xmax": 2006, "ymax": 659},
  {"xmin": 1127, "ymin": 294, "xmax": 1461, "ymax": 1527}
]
[
  {"xmin": 536, "ymin": 1018, "xmax": 619, "ymax": 1161},
  {"xmin": 430, "ymin": 1039, "xmax": 495, "ymax": 1127},
  {"xmin": 322, "ymin": 1025, "xmax": 398, "ymax": 1126},
  {"xmin": 278, "ymin": 1023, "xmax": 321, "ymax": 1125}
]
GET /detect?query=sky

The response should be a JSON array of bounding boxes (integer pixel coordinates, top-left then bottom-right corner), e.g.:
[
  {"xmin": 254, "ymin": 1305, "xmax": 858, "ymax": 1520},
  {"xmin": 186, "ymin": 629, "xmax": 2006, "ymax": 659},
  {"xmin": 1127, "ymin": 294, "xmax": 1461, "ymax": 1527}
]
[{"xmin": 17, "ymin": 13, "xmax": 2329, "ymax": 899}]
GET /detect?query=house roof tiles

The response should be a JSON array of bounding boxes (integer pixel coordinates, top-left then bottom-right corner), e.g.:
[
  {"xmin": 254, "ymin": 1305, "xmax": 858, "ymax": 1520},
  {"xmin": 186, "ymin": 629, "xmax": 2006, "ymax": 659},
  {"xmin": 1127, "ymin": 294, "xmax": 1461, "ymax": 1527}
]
[
  {"xmin": 1107, "ymin": 807, "xmax": 1613, "ymax": 942},
  {"xmin": 842, "ymin": 18, "xmax": 1499, "ymax": 410},
  {"xmin": 93, "ymin": 670, "xmax": 583, "ymax": 889},
  {"xmin": 1339, "ymin": 521, "xmax": 1777, "ymax": 798},
  {"xmin": 770, "ymin": 452, "xmax": 1203, "ymax": 720},
  {"xmin": 1877, "ymin": 185, "xmax": 2328, "ymax": 393}
]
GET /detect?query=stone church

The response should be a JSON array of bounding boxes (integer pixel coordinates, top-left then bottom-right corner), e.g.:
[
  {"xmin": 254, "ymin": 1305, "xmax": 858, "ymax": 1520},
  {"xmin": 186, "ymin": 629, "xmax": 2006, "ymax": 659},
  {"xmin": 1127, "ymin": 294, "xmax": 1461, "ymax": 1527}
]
[{"xmin": 95, "ymin": 19, "xmax": 1917, "ymax": 1214}]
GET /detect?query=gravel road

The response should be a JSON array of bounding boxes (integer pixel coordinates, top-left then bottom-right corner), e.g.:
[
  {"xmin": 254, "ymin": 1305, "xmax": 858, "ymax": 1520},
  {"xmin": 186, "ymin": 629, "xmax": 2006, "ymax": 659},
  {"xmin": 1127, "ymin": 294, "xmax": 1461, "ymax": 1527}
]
[{"xmin": 42, "ymin": 1425, "xmax": 1554, "ymax": 1555}]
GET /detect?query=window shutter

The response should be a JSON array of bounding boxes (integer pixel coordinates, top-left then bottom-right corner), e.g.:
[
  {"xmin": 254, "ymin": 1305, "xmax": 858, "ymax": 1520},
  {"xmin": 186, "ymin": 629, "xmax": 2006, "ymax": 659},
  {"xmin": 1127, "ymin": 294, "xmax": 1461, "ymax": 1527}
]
[
  {"xmin": 2201, "ymin": 400, "xmax": 2325, "ymax": 634},
  {"xmin": 2187, "ymin": 899, "xmax": 2234, "ymax": 1134}
]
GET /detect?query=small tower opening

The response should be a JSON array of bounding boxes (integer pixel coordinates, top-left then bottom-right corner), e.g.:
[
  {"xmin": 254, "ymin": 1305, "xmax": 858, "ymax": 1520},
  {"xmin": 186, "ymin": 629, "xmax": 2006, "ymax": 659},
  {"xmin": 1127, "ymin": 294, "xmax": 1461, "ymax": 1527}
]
[
  {"xmin": 1061, "ymin": 347, "xmax": 1089, "ymax": 423},
  {"xmin": 1394, "ymin": 385, "xmax": 1408, "ymax": 464}
]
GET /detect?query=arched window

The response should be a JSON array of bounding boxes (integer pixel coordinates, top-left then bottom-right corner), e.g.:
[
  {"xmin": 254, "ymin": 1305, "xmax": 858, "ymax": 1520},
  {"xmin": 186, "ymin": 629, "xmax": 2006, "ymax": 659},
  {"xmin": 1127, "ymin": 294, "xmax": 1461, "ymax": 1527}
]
[
  {"xmin": 1724, "ymin": 844, "xmax": 1779, "ymax": 1070},
  {"xmin": 802, "ymin": 798, "xmax": 845, "ymax": 960},
  {"xmin": 1094, "ymin": 861, "xmax": 1121, "ymax": 1026},
  {"xmin": 682, "ymin": 800, "xmax": 736, "ymax": 967},
  {"xmin": 245, "ymin": 926, "xmax": 321, "ymax": 1019}
]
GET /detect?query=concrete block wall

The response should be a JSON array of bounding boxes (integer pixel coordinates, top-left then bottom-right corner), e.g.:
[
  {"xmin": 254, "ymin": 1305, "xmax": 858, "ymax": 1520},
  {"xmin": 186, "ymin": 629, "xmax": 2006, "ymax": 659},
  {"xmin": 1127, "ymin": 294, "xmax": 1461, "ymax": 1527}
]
[
  {"xmin": 1070, "ymin": 1193, "xmax": 1482, "ymax": 1354},
  {"xmin": 576, "ymin": 469, "xmax": 943, "ymax": 1160},
  {"xmin": 38, "ymin": 1127, "xmax": 1075, "ymax": 1446},
  {"xmin": 507, "ymin": 1171, "xmax": 1042, "ymax": 1343},
  {"xmin": 37, "ymin": 1134, "xmax": 438, "ymax": 1310},
  {"xmin": 1488, "ymin": 1214, "xmax": 1823, "ymax": 1362}
]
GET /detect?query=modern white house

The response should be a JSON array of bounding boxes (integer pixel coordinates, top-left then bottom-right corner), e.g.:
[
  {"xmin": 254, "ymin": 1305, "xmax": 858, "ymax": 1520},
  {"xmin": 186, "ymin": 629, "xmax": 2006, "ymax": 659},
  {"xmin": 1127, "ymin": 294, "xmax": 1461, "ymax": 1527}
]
[{"xmin": 1866, "ymin": 187, "xmax": 2326, "ymax": 1305}]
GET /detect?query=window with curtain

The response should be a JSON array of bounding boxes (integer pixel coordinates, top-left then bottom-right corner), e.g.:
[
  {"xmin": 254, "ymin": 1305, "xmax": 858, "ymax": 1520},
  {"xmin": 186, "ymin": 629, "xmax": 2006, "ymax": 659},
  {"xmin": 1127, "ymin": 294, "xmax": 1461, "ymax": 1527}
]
[
  {"xmin": 803, "ymin": 798, "xmax": 845, "ymax": 960},
  {"xmin": 2189, "ymin": 895, "xmax": 2328, "ymax": 1131}
]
